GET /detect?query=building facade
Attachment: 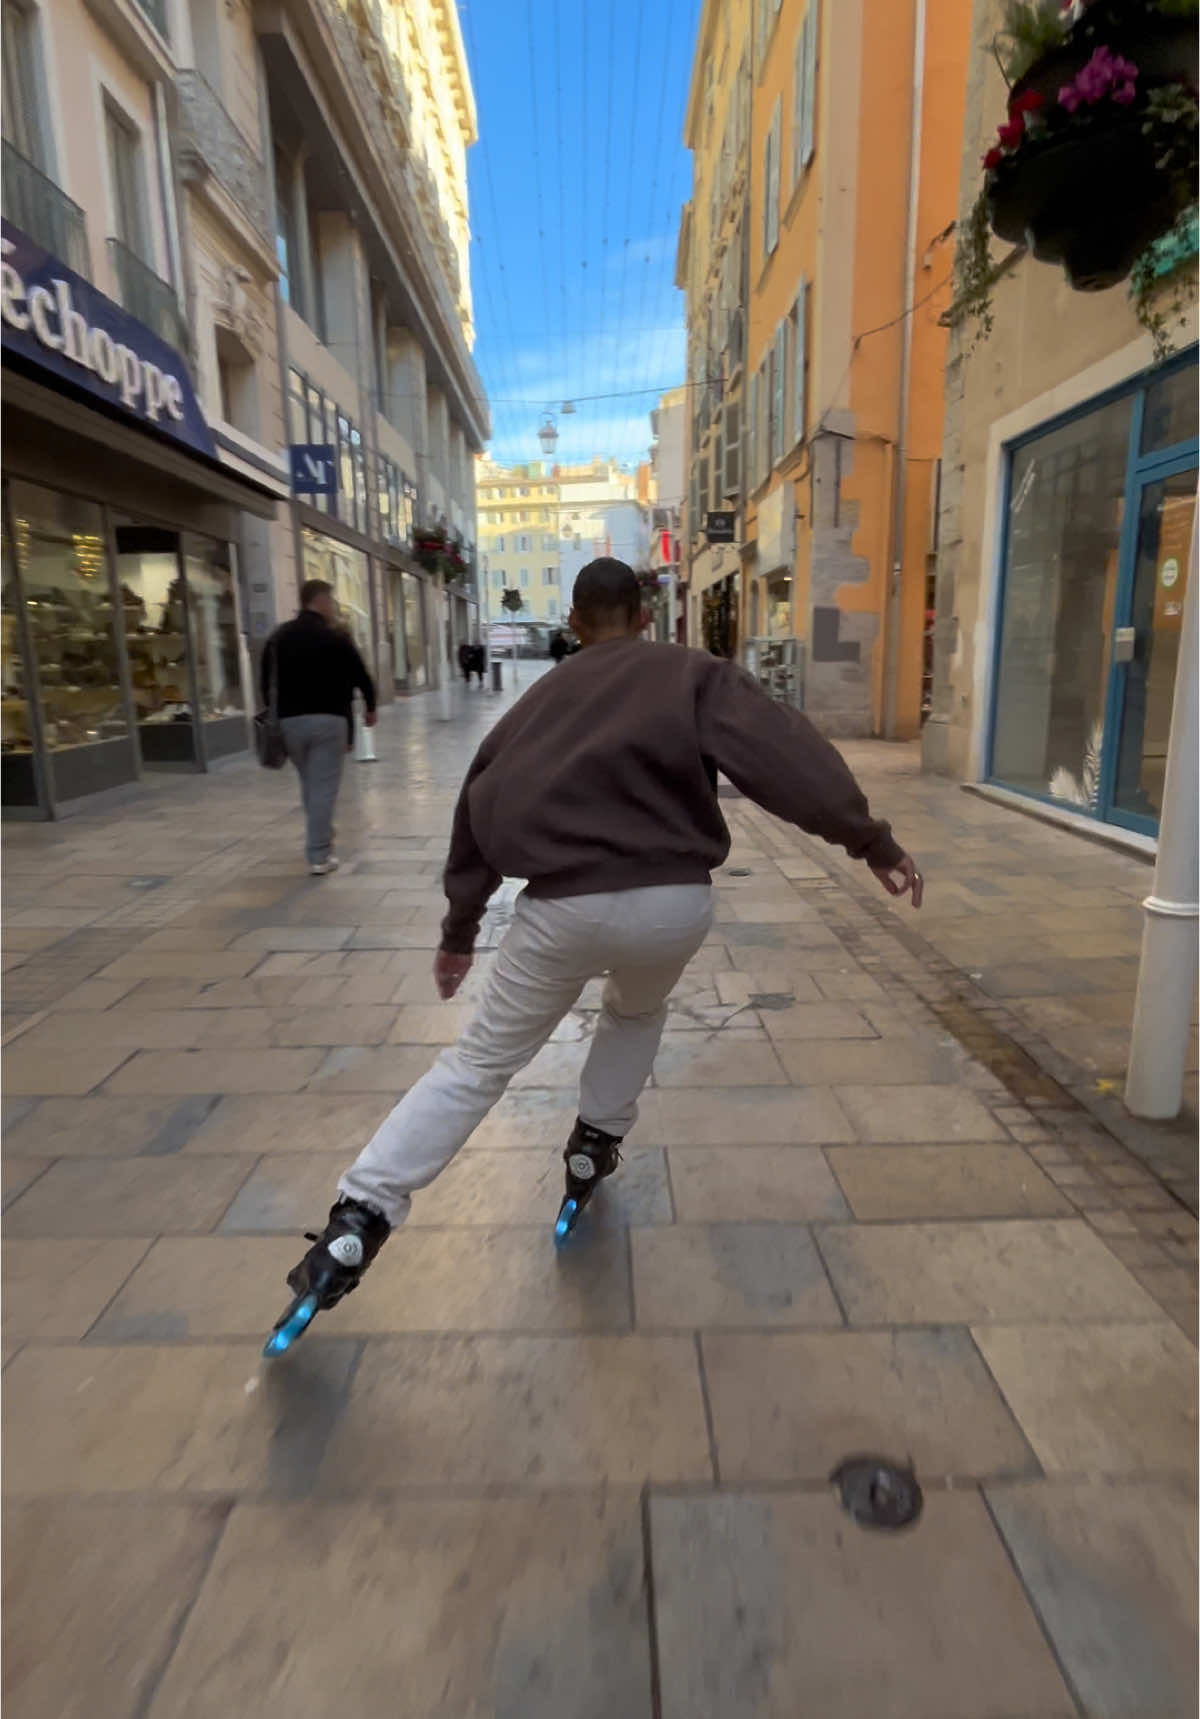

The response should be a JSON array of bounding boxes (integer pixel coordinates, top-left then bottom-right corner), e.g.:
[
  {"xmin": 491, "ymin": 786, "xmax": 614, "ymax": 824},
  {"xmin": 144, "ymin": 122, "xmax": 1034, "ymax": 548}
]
[
  {"xmin": 1, "ymin": 0, "xmax": 486, "ymax": 816},
  {"xmin": 678, "ymin": 0, "xmax": 970, "ymax": 735},
  {"xmin": 476, "ymin": 456, "xmax": 649, "ymax": 642},
  {"xmin": 923, "ymin": 0, "xmax": 1198, "ymax": 845}
]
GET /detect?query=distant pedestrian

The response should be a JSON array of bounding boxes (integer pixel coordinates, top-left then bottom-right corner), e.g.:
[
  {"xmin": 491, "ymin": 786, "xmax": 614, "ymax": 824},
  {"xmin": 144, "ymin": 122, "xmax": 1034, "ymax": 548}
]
[
  {"xmin": 458, "ymin": 641, "xmax": 475, "ymax": 685},
  {"xmin": 267, "ymin": 558, "xmax": 921, "ymax": 1350},
  {"xmin": 261, "ymin": 579, "xmax": 376, "ymax": 877},
  {"xmin": 549, "ymin": 630, "xmax": 568, "ymax": 665},
  {"xmin": 470, "ymin": 643, "xmax": 486, "ymax": 686}
]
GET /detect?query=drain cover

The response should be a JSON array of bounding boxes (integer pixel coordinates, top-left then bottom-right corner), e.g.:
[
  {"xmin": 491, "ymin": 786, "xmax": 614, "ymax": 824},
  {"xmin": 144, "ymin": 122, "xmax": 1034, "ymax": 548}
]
[
  {"xmin": 727, "ymin": 867, "xmax": 752, "ymax": 877},
  {"xmin": 830, "ymin": 1456, "xmax": 923, "ymax": 1531}
]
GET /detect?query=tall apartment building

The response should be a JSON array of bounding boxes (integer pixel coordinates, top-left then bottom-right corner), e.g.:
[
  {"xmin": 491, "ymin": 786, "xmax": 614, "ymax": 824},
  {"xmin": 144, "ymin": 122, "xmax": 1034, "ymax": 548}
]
[
  {"xmin": 1, "ymin": 0, "xmax": 485, "ymax": 817},
  {"xmin": 678, "ymin": 0, "xmax": 970, "ymax": 735},
  {"xmin": 477, "ymin": 456, "xmax": 649, "ymax": 636}
]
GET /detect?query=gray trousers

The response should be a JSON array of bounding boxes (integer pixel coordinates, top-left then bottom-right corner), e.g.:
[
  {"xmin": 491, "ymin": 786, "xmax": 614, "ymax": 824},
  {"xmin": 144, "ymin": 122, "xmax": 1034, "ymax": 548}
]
[
  {"xmin": 339, "ymin": 884, "xmax": 714, "ymax": 1226},
  {"xmin": 280, "ymin": 713, "xmax": 346, "ymax": 865}
]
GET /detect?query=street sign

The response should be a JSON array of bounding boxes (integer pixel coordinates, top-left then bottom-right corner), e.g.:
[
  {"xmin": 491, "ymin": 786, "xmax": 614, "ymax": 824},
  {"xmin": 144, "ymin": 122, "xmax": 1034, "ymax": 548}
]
[
  {"xmin": 290, "ymin": 444, "xmax": 337, "ymax": 497},
  {"xmin": 706, "ymin": 510, "xmax": 736, "ymax": 543}
]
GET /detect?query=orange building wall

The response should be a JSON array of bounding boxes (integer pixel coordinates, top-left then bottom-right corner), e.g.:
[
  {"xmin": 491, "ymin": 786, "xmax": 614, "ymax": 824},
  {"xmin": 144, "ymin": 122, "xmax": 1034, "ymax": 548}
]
[{"xmin": 839, "ymin": 0, "xmax": 970, "ymax": 735}]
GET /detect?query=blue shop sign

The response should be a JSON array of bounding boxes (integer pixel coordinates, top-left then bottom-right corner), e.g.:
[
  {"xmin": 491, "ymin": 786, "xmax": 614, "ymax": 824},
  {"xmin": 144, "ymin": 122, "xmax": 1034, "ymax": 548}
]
[
  {"xmin": 289, "ymin": 443, "xmax": 338, "ymax": 497},
  {"xmin": 0, "ymin": 219, "xmax": 215, "ymax": 460}
]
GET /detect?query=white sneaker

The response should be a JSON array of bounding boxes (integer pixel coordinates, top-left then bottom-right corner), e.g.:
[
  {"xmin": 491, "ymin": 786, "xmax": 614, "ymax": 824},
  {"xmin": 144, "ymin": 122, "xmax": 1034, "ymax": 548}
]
[{"xmin": 310, "ymin": 857, "xmax": 340, "ymax": 876}]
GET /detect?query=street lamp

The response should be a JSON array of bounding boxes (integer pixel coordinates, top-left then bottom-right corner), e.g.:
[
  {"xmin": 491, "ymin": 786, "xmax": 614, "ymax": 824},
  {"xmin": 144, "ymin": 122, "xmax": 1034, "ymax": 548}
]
[{"xmin": 538, "ymin": 413, "xmax": 558, "ymax": 458}]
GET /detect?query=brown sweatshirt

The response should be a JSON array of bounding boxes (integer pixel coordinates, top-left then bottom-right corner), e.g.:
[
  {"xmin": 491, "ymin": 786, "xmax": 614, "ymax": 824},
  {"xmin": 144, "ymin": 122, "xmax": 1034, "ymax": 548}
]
[{"xmin": 440, "ymin": 638, "xmax": 905, "ymax": 954}]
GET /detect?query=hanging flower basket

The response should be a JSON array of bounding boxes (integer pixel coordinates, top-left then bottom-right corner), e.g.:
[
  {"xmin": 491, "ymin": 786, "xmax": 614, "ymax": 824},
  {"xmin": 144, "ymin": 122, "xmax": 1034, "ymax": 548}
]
[
  {"xmin": 413, "ymin": 525, "xmax": 468, "ymax": 584},
  {"xmin": 954, "ymin": 1, "xmax": 1198, "ymax": 336}
]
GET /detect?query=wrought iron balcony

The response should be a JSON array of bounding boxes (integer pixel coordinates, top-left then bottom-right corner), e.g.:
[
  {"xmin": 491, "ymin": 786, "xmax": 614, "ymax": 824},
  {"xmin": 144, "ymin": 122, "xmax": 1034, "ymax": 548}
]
[
  {"xmin": 107, "ymin": 238, "xmax": 188, "ymax": 358},
  {"xmin": 176, "ymin": 70, "xmax": 270, "ymax": 248},
  {"xmin": 2, "ymin": 142, "xmax": 91, "ymax": 279}
]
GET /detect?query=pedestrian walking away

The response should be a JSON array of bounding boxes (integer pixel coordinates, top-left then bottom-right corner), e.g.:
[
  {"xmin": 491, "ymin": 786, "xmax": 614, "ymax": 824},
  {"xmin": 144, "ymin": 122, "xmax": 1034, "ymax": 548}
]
[
  {"xmin": 458, "ymin": 641, "xmax": 475, "ymax": 685},
  {"xmin": 265, "ymin": 558, "xmax": 923, "ymax": 1353},
  {"xmin": 470, "ymin": 643, "xmax": 486, "ymax": 685},
  {"xmin": 549, "ymin": 629, "xmax": 568, "ymax": 664},
  {"xmin": 261, "ymin": 579, "xmax": 376, "ymax": 877}
]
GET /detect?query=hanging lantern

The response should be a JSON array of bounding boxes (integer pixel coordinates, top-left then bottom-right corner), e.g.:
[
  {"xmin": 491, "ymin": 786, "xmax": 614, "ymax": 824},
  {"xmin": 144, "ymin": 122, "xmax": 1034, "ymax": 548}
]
[{"xmin": 537, "ymin": 413, "xmax": 558, "ymax": 456}]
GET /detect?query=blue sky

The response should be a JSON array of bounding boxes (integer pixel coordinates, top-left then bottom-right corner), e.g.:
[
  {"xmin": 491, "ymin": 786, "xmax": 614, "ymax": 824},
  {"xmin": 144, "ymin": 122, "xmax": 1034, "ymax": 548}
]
[{"xmin": 459, "ymin": 0, "xmax": 702, "ymax": 468}]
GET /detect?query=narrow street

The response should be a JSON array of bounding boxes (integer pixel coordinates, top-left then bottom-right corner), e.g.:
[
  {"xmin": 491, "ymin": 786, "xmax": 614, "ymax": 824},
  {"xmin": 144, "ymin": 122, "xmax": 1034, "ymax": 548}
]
[{"xmin": 3, "ymin": 682, "xmax": 1196, "ymax": 1719}]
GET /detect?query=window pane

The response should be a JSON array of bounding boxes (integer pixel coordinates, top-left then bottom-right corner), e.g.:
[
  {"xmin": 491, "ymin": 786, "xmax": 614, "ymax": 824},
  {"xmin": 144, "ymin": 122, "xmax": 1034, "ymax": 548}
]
[
  {"xmin": 106, "ymin": 105, "xmax": 145, "ymax": 261},
  {"xmin": 11, "ymin": 483, "xmax": 130, "ymax": 765},
  {"xmin": 991, "ymin": 397, "xmax": 1132, "ymax": 805},
  {"xmin": 2, "ymin": 511, "xmax": 38, "ymax": 803},
  {"xmin": 1141, "ymin": 360, "xmax": 1198, "ymax": 456},
  {"xmin": 301, "ymin": 528, "xmax": 371, "ymax": 660},
  {"xmin": 183, "ymin": 537, "xmax": 244, "ymax": 722},
  {"xmin": 114, "ymin": 522, "xmax": 192, "ymax": 756}
]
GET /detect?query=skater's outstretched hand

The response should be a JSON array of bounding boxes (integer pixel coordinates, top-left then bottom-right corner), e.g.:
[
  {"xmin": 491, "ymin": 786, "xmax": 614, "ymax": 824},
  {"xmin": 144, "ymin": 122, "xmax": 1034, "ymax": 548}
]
[
  {"xmin": 870, "ymin": 854, "xmax": 923, "ymax": 908},
  {"xmin": 434, "ymin": 949, "xmax": 473, "ymax": 999}
]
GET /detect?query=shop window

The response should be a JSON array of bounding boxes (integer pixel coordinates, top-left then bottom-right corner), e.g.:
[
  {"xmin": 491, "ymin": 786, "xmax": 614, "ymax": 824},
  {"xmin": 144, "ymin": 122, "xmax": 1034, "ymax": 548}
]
[
  {"xmin": 12, "ymin": 482, "xmax": 133, "ymax": 797},
  {"xmin": 301, "ymin": 526, "xmax": 371, "ymax": 661},
  {"xmin": 183, "ymin": 536, "xmax": 245, "ymax": 755},
  {"xmin": 991, "ymin": 396, "xmax": 1133, "ymax": 806},
  {"xmin": 114, "ymin": 521, "xmax": 196, "ymax": 767},
  {"xmin": 1142, "ymin": 363, "xmax": 1199, "ymax": 456},
  {"xmin": 2, "ymin": 516, "xmax": 38, "ymax": 805}
]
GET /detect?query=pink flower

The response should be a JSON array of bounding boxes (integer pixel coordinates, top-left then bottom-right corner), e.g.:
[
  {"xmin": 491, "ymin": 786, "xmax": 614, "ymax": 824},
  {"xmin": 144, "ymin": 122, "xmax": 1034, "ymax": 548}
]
[
  {"xmin": 1058, "ymin": 45, "xmax": 1139, "ymax": 112},
  {"xmin": 983, "ymin": 146, "xmax": 1004, "ymax": 170}
]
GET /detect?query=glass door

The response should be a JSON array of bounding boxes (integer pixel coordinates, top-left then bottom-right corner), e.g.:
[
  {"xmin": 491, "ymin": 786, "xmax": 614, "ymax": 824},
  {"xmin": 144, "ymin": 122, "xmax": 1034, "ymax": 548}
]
[{"xmin": 1104, "ymin": 464, "xmax": 1196, "ymax": 832}]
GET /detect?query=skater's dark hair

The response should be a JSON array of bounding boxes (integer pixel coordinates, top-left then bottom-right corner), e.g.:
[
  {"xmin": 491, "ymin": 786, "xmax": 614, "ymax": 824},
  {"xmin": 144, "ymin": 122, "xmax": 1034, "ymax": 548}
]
[
  {"xmin": 571, "ymin": 558, "xmax": 640, "ymax": 625},
  {"xmin": 300, "ymin": 578, "xmax": 334, "ymax": 608}
]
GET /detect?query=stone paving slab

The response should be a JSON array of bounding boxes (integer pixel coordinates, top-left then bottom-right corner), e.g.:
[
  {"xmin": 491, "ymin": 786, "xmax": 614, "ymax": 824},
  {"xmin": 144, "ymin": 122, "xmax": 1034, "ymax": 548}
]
[
  {"xmin": 818, "ymin": 1218, "xmax": 1166, "ymax": 1325},
  {"xmin": 971, "ymin": 1321, "xmax": 1198, "ymax": 1473},
  {"xmin": 702, "ymin": 1327, "xmax": 1038, "ymax": 1483},
  {"xmin": 318, "ymin": 1335, "xmax": 711, "ymax": 1487},
  {"xmin": 650, "ymin": 1490, "xmax": 1076, "ymax": 1719},
  {"xmin": 3, "ymin": 1498, "xmax": 230, "ymax": 1719},
  {"xmin": 985, "ymin": 1478, "xmax": 1199, "ymax": 1719},
  {"xmin": 146, "ymin": 1494, "xmax": 653, "ymax": 1719}
]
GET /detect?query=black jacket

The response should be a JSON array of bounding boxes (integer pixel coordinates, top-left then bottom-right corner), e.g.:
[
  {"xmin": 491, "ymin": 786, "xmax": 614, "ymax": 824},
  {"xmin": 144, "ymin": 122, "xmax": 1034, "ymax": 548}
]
[{"xmin": 261, "ymin": 610, "xmax": 376, "ymax": 743}]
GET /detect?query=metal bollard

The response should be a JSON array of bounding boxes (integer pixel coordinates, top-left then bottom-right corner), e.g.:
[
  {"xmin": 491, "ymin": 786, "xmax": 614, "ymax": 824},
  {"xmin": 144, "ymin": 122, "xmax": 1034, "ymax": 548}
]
[{"xmin": 491, "ymin": 660, "xmax": 503, "ymax": 692}]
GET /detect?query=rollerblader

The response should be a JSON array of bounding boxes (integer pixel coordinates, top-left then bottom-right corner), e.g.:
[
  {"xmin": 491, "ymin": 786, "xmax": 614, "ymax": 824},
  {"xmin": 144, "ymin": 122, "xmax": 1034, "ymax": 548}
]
[{"xmin": 266, "ymin": 558, "xmax": 922, "ymax": 1354}]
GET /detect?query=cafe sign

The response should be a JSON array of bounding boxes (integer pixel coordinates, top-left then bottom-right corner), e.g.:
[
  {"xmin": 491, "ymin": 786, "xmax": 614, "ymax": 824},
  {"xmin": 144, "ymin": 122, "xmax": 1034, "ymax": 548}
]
[{"xmin": 0, "ymin": 220, "xmax": 215, "ymax": 459}]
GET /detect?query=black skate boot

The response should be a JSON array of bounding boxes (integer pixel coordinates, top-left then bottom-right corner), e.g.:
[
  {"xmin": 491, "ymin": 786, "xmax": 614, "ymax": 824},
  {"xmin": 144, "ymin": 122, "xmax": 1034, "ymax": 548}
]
[
  {"xmin": 554, "ymin": 1120, "xmax": 623, "ymax": 1243},
  {"xmin": 263, "ymin": 1197, "xmax": 390, "ymax": 1357}
]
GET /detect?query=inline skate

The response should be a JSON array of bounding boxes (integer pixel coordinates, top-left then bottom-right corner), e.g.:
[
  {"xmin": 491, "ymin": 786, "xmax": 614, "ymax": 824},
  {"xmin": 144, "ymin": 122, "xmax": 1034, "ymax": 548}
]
[
  {"xmin": 263, "ymin": 1197, "xmax": 390, "ymax": 1357},
  {"xmin": 554, "ymin": 1119, "xmax": 623, "ymax": 1243}
]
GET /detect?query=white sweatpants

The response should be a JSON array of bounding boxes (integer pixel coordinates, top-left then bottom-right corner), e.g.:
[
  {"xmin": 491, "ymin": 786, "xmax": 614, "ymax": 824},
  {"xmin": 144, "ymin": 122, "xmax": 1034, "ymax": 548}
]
[{"xmin": 338, "ymin": 884, "xmax": 713, "ymax": 1226}]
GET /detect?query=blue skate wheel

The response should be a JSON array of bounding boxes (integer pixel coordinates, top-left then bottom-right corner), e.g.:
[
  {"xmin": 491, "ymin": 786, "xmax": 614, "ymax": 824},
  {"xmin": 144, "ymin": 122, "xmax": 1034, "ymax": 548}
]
[
  {"xmin": 262, "ymin": 1292, "xmax": 319, "ymax": 1358},
  {"xmin": 554, "ymin": 1198, "xmax": 579, "ymax": 1245}
]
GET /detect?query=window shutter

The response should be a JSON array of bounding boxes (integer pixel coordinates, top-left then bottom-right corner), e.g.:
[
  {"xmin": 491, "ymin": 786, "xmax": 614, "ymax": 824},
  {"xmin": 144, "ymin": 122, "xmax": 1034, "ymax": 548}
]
[
  {"xmin": 792, "ymin": 277, "xmax": 808, "ymax": 446},
  {"xmin": 765, "ymin": 101, "xmax": 781, "ymax": 255},
  {"xmin": 772, "ymin": 322, "xmax": 787, "ymax": 468},
  {"xmin": 792, "ymin": 19, "xmax": 807, "ymax": 186},
  {"xmin": 801, "ymin": 0, "xmax": 818, "ymax": 168},
  {"xmin": 748, "ymin": 370, "xmax": 760, "ymax": 492},
  {"xmin": 724, "ymin": 398, "xmax": 741, "ymax": 497}
]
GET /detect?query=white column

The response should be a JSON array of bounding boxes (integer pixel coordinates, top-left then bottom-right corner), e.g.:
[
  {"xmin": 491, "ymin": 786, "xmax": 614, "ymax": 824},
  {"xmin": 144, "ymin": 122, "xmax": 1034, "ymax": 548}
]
[{"xmin": 1125, "ymin": 497, "xmax": 1199, "ymax": 1119}]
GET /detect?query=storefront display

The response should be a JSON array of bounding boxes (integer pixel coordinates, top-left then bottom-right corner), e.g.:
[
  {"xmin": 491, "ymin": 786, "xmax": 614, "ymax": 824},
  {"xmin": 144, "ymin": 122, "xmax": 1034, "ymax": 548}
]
[
  {"xmin": 6, "ymin": 482, "xmax": 135, "ymax": 801},
  {"xmin": 184, "ymin": 535, "xmax": 246, "ymax": 758},
  {"xmin": 989, "ymin": 354, "xmax": 1197, "ymax": 836},
  {"xmin": 301, "ymin": 527, "xmax": 372, "ymax": 661}
]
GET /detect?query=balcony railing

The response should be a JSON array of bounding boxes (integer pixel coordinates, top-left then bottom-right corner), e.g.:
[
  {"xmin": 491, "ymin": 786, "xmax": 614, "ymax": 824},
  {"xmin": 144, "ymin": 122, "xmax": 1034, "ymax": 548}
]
[
  {"xmin": 107, "ymin": 238, "xmax": 188, "ymax": 358},
  {"xmin": 176, "ymin": 70, "xmax": 270, "ymax": 248},
  {"xmin": 2, "ymin": 141, "xmax": 91, "ymax": 279}
]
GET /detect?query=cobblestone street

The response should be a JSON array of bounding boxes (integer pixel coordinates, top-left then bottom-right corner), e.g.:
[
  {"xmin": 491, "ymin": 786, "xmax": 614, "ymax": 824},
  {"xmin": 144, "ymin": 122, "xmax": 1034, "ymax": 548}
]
[{"xmin": 3, "ymin": 680, "xmax": 1197, "ymax": 1719}]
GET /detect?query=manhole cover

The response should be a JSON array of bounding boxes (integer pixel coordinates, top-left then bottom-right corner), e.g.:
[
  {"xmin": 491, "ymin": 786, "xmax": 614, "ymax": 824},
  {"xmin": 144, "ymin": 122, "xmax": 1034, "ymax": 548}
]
[
  {"xmin": 830, "ymin": 1456, "xmax": 923, "ymax": 1531},
  {"xmin": 727, "ymin": 867, "xmax": 752, "ymax": 877}
]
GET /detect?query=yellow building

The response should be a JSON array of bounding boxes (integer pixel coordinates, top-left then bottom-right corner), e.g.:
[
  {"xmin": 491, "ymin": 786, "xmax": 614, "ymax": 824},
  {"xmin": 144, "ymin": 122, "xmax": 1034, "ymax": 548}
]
[
  {"xmin": 476, "ymin": 461, "xmax": 563, "ymax": 626},
  {"xmin": 679, "ymin": 0, "xmax": 970, "ymax": 737}
]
